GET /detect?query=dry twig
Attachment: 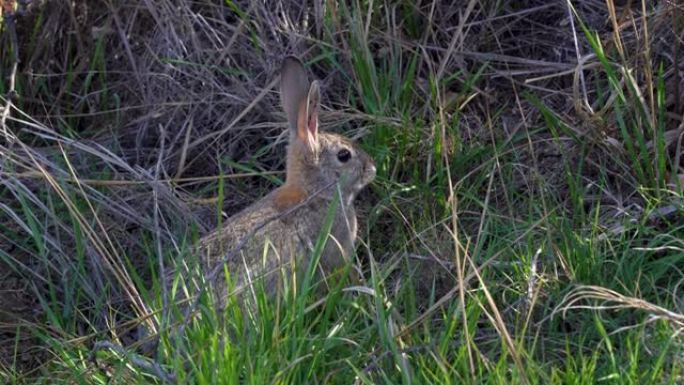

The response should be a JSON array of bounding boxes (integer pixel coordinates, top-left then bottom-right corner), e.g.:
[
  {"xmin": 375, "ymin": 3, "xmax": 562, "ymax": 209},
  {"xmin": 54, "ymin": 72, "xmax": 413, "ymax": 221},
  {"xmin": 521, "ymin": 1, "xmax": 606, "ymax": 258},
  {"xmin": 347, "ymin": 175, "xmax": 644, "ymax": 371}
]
[{"xmin": 1, "ymin": 2, "xmax": 19, "ymax": 144}]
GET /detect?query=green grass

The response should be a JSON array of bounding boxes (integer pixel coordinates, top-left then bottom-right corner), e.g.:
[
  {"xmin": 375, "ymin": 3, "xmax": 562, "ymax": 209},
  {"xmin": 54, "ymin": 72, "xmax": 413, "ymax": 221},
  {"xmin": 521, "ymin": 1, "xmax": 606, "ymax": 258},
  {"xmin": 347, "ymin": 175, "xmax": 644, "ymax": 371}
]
[{"xmin": 1, "ymin": 1, "xmax": 683, "ymax": 384}]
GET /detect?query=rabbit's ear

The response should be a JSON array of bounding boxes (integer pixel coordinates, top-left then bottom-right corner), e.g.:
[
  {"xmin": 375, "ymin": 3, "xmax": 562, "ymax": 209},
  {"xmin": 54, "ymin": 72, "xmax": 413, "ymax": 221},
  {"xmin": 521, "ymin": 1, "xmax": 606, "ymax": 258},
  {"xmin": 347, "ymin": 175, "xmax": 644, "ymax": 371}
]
[
  {"xmin": 280, "ymin": 57, "xmax": 319, "ymax": 151},
  {"xmin": 280, "ymin": 57, "xmax": 310, "ymax": 133},
  {"xmin": 297, "ymin": 80, "xmax": 320, "ymax": 148}
]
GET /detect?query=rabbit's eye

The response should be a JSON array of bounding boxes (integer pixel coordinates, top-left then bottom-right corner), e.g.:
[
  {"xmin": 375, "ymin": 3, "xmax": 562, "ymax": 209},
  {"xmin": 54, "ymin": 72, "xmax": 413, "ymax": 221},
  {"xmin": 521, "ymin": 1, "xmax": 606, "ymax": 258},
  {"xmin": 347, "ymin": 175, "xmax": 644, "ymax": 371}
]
[{"xmin": 337, "ymin": 149, "xmax": 351, "ymax": 163}]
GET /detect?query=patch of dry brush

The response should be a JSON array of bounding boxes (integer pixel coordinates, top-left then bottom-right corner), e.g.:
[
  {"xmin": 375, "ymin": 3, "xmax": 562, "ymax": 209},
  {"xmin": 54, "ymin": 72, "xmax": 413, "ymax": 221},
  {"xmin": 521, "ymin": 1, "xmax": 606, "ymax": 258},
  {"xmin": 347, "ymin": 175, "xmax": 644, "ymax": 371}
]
[{"xmin": 0, "ymin": 0, "xmax": 682, "ymax": 375}]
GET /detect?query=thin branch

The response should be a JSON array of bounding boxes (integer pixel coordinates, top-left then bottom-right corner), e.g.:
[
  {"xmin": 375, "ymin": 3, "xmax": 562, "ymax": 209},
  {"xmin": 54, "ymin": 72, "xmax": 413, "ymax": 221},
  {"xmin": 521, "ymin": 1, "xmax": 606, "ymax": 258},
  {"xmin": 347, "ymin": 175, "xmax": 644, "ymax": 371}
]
[{"xmin": 1, "ymin": 8, "xmax": 19, "ymax": 144}]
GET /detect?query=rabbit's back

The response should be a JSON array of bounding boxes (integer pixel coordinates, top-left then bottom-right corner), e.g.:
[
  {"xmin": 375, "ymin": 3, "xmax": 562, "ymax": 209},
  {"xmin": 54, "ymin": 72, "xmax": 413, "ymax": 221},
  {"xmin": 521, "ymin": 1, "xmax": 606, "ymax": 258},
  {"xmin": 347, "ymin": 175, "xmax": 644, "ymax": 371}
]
[{"xmin": 198, "ymin": 191, "xmax": 356, "ymax": 306}]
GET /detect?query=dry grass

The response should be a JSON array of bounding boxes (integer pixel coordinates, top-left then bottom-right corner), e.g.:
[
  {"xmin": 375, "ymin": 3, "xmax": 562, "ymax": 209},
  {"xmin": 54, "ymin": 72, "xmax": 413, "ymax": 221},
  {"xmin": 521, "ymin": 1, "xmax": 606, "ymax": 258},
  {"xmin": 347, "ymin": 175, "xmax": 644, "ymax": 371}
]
[{"xmin": 1, "ymin": 0, "xmax": 683, "ymax": 383}]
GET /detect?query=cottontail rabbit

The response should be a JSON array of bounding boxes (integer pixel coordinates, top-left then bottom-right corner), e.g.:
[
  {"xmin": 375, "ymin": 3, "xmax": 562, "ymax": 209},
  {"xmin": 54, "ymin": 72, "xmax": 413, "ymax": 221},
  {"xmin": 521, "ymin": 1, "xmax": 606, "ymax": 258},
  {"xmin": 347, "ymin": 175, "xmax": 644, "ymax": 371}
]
[{"xmin": 195, "ymin": 56, "xmax": 376, "ymax": 307}]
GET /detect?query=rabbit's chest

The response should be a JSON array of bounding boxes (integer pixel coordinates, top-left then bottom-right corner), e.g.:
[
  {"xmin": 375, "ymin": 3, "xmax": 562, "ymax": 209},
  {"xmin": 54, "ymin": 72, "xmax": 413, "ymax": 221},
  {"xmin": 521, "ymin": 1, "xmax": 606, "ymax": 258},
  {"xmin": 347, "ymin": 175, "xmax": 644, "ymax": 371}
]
[{"xmin": 285, "ymin": 204, "xmax": 356, "ymax": 271}]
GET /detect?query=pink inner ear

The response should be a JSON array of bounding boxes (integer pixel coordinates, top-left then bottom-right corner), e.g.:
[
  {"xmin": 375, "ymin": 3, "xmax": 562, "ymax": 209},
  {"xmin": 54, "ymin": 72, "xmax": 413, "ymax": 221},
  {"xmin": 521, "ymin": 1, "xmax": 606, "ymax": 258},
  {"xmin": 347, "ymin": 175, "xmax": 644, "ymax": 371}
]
[{"xmin": 308, "ymin": 105, "xmax": 318, "ymax": 137}]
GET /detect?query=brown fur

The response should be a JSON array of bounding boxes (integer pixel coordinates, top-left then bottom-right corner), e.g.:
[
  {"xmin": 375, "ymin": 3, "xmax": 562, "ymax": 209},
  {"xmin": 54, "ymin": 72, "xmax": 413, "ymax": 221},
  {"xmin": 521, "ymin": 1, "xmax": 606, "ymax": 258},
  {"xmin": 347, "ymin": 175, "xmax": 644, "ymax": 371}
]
[{"xmin": 273, "ymin": 184, "xmax": 307, "ymax": 211}]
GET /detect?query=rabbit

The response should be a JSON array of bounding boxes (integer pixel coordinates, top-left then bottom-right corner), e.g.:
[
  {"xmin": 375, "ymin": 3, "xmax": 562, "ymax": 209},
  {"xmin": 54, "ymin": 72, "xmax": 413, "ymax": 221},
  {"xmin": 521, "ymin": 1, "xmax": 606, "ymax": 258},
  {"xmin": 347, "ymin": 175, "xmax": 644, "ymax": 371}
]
[{"xmin": 192, "ymin": 56, "xmax": 376, "ymax": 308}]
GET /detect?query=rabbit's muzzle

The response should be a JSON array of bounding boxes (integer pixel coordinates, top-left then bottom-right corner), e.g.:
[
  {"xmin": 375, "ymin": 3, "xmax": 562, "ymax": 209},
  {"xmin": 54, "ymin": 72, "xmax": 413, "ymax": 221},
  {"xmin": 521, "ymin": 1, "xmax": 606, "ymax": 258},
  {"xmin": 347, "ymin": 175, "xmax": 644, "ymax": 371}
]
[
  {"xmin": 364, "ymin": 161, "xmax": 376, "ymax": 185},
  {"xmin": 352, "ymin": 156, "xmax": 376, "ymax": 195}
]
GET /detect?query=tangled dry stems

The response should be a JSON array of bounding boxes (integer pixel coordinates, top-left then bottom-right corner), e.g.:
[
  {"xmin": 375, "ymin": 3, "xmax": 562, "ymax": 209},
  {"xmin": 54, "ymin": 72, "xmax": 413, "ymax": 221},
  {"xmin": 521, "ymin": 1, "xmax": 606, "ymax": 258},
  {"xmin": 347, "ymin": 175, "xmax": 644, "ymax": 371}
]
[{"xmin": 0, "ymin": 0, "xmax": 683, "ymax": 377}]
